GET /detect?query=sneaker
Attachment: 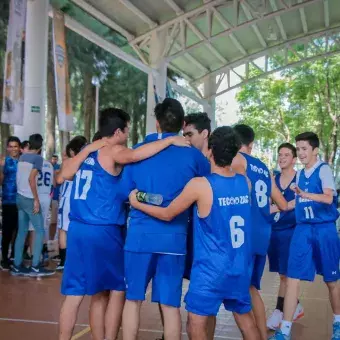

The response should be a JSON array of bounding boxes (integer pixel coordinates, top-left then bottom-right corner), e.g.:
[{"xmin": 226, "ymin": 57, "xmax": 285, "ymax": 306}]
[
  {"xmin": 0, "ymin": 260, "xmax": 12, "ymax": 271},
  {"xmin": 10, "ymin": 264, "xmax": 30, "ymax": 276},
  {"xmin": 293, "ymin": 303, "xmax": 304, "ymax": 321},
  {"xmin": 267, "ymin": 309, "xmax": 283, "ymax": 330},
  {"xmin": 29, "ymin": 266, "xmax": 55, "ymax": 277},
  {"xmin": 56, "ymin": 264, "xmax": 64, "ymax": 271},
  {"xmin": 332, "ymin": 322, "xmax": 340, "ymax": 340},
  {"xmin": 268, "ymin": 329, "xmax": 291, "ymax": 340}
]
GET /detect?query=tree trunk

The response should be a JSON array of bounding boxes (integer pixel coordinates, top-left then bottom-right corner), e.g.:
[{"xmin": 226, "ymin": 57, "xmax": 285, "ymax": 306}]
[
  {"xmin": 46, "ymin": 63, "xmax": 57, "ymax": 159},
  {"xmin": 0, "ymin": 73, "xmax": 10, "ymax": 154},
  {"xmin": 329, "ymin": 119, "xmax": 338, "ymax": 167},
  {"xmin": 0, "ymin": 123, "xmax": 10, "ymax": 155},
  {"xmin": 59, "ymin": 130, "xmax": 70, "ymax": 154},
  {"xmin": 83, "ymin": 71, "xmax": 94, "ymax": 142}
]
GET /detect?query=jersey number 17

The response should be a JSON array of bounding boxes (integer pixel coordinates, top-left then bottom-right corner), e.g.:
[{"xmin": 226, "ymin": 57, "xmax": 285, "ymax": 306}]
[{"xmin": 74, "ymin": 170, "xmax": 93, "ymax": 200}]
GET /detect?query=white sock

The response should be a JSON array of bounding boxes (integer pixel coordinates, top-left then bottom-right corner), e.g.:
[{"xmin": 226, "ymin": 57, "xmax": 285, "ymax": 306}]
[
  {"xmin": 280, "ymin": 320, "xmax": 292, "ymax": 336},
  {"xmin": 334, "ymin": 315, "xmax": 340, "ymax": 323}
]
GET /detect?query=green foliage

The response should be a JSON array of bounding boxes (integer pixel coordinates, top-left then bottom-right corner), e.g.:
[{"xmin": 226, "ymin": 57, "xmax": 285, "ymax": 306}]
[{"xmin": 237, "ymin": 55, "xmax": 340, "ymax": 171}]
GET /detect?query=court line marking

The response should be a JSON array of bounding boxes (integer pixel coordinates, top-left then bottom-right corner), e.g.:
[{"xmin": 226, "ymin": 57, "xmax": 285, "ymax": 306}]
[
  {"xmin": 0, "ymin": 318, "xmax": 241, "ymax": 339},
  {"xmin": 0, "ymin": 317, "xmax": 87, "ymax": 327},
  {"xmin": 71, "ymin": 326, "xmax": 91, "ymax": 340}
]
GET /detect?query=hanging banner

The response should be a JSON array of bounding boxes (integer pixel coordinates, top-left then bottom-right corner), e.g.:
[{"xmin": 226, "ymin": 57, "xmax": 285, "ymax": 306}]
[
  {"xmin": 1, "ymin": 0, "xmax": 27, "ymax": 126},
  {"xmin": 52, "ymin": 9, "xmax": 74, "ymax": 131}
]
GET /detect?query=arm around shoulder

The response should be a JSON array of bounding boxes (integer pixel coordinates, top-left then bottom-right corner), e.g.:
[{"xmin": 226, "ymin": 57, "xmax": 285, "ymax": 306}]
[
  {"xmin": 129, "ymin": 177, "xmax": 202, "ymax": 221},
  {"xmin": 112, "ymin": 136, "xmax": 189, "ymax": 165}
]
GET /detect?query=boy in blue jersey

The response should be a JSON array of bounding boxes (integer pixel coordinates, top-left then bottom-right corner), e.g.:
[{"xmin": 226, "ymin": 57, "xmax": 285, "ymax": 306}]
[
  {"xmin": 58, "ymin": 108, "xmax": 189, "ymax": 340},
  {"xmin": 151, "ymin": 112, "xmax": 213, "ymax": 340},
  {"xmin": 121, "ymin": 99, "xmax": 210, "ymax": 340},
  {"xmin": 232, "ymin": 125, "xmax": 288, "ymax": 340},
  {"xmin": 270, "ymin": 132, "xmax": 340, "ymax": 340},
  {"xmin": 129, "ymin": 126, "xmax": 262, "ymax": 340},
  {"xmin": 0, "ymin": 136, "xmax": 21, "ymax": 270},
  {"xmin": 183, "ymin": 113, "xmax": 218, "ymax": 340},
  {"xmin": 267, "ymin": 143, "xmax": 304, "ymax": 330}
]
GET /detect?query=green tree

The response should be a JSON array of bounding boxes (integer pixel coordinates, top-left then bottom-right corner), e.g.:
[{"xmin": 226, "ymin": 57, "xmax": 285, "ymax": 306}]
[{"xmin": 237, "ymin": 55, "xmax": 340, "ymax": 172}]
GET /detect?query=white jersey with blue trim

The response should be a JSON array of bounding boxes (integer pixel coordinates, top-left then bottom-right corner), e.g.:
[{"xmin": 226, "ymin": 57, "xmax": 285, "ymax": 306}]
[
  {"xmin": 37, "ymin": 160, "xmax": 54, "ymax": 197},
  {"xmin": 58, "ymin": 180, "xmax": 73, "ymax": 231}
]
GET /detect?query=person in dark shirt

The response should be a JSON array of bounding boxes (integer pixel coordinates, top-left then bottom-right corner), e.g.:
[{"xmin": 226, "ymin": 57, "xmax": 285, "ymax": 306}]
[{"xmin": 0, "ymin": 136, "xmax": 21, "ymax": 270}]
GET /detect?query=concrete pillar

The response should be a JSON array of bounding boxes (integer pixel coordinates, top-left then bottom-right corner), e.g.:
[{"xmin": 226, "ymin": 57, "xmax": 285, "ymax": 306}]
[
  {"xmin": 146, "ymin": 31, "xmax": 168, "ymax": 135},
  {"xmin": 14, "ymin": 0, "xmax": 49, "ymax": 141},
  {"xmin": 203, "ymin": 75, "xmax": 217, "ymax": 129}
]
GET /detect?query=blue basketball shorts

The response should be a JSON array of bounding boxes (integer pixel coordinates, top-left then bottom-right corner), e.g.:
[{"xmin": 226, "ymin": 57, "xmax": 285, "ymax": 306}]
[
  {"xmin": 124, "ymin": 251, "xmax": 185, "ymax": 308},
  {"xmin": 61, "ymin": 221, "xmax": 126, "ymax": 296},
  {"xmin": 268, "ymin": 228, "xmax": 295, "ymax": 276},
  {"xmin": 287, "ymin": 223, "xmax": 340, "ymax": 282},
  {"xmin": 249, "ymin": 254, "xmax": 267, "ymax": 290},
  {"xmin": 185, "ymin": 290, "xmax": 251, "ymax": 317}
]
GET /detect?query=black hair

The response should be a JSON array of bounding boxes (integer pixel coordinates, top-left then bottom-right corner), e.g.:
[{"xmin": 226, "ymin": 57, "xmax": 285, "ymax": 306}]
[
  {"xmin": 233, "ymin": 124, "xmax": 255, "ymax": 146},
  {"xmin": 99, "ymin": 108, "xmax": 130, "ymax": 138},
  {"xmin": 92, "ymin": 131, "xmax": 102, "ymax": 142},
  {"xmin": 208, "ymin": 126, "xmax": 241, "ymax": 167},
  {"xmin": 295, "ymin": 132, "xmax": 319, "ymax": 149},
  {"xmin": 21, "ymin": 140, "xmax": 29, "ymax": 149},
  {"xmin": 52, "ymin": 154, "xmax": 58, "ymax": 159},
  {"xmin": 278, "ymin": 143, "xmax": 297, "ymax": 158},
  {"xmin": 184, "ymin": 112, "xmax": 211, "ymax": 136},
  {"xmin": 154, "ymin": 98, "xmax": 184, "ymax": 133},
  {"xmin": 66, "ymin": 136, "xmax": 87, "ymax": 158},
  {"xmin": 28, "ymin": 134, "xmax": 43, "ymax": 151},
  {"xmin": 7, "ymin": 136, "xmax": 21, "ymax": 146}
]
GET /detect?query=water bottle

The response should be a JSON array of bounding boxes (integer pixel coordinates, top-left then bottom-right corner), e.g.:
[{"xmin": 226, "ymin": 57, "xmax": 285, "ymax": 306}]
[{"xmin": 136, "ymin": 191, "xmax": 163, "ymax": 206}]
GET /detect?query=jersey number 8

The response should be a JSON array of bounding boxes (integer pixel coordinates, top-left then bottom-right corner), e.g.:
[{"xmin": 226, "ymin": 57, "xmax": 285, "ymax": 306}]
[{"xmin": 255, "ymin": 179, "xmax": 268, "ymax": 208}]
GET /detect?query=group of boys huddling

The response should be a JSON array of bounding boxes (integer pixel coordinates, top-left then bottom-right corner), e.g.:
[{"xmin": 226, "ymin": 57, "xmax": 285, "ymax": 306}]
[{"xmin": 1, "ymin": 98, "xmax": 339, "ymax": 340}]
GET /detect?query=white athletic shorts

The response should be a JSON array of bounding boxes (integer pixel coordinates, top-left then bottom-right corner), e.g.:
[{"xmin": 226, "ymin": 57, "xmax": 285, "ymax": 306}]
[{"xmin": 57, "ymin": 196, "xmax": 70, "ymax": 232}]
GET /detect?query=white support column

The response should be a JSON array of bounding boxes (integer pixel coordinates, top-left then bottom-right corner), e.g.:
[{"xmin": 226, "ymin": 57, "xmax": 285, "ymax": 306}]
[
  {"xmin": 203, "ymin": 75, "xmax": 217, "ymax": 129},
  {"xmin": 146, "ymin": 31, "xmax": 168, "ymax": 135},
  {"xmin": 14, "ymin": 0, "xmax": 49, "ymax": 141}
]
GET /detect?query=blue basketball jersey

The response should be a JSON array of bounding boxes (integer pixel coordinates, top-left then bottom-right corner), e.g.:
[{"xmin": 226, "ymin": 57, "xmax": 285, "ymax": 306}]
[
  {"xmin": 69, "ymin": 151, "xmax": 126, "ymax": 226},
  {"xmin": 2, "ymin": 156, "xmax": 18, "ymax": 205},
  {"xmin": 190, "ymin": 173, "xmax": 251, "ymax": 298},
  {"xmin": 271, "ymin": 173, "xmax": 296, "ymax": 230},
  {"xmin": 122, "ymin": 132, "xmax": 210, "ymax": 255},
  {"xmin": 296, "ymin": 163, "xmax": 339, "ymax": 224},
  {"xmin": 241, "ymin": 152, "xmax": 272, "ymax": 255}
]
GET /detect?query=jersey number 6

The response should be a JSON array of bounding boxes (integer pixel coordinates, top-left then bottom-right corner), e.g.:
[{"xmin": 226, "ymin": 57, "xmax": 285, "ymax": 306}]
[{"xmin": 229, "ymin": 215, "xmax": 245, "ymax": 249}]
